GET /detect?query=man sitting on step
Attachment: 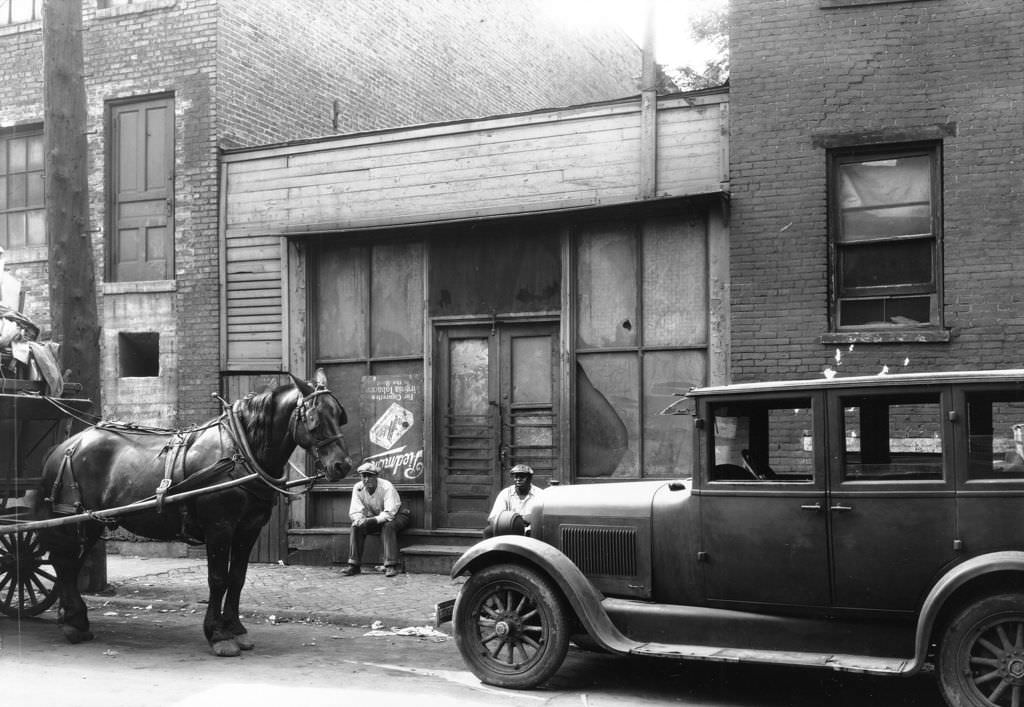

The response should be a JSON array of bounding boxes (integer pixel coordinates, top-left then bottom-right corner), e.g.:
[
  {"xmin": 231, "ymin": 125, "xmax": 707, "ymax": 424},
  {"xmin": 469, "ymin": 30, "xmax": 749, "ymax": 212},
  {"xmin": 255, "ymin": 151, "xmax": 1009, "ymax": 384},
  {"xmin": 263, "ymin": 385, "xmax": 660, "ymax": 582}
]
[{"xmin": 341, "ymin": 462, "xmax": 411, "ymax": 578}]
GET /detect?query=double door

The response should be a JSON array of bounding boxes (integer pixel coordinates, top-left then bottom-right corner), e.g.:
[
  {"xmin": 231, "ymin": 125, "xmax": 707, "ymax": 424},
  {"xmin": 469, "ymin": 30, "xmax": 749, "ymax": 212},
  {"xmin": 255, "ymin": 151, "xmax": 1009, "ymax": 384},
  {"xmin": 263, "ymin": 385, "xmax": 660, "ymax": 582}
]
[{"xmin": 435, "ymin": 322, "xmax": 559, "ymax": 529}]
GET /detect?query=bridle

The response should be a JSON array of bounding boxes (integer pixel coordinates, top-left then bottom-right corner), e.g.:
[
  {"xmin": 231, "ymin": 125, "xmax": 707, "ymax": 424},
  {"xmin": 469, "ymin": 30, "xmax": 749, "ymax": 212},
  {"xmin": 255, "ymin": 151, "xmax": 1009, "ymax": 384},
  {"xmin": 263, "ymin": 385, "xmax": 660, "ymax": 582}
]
[{"xmin": 289, "ymin": 386, "xmax": 349, "ymax": 474}]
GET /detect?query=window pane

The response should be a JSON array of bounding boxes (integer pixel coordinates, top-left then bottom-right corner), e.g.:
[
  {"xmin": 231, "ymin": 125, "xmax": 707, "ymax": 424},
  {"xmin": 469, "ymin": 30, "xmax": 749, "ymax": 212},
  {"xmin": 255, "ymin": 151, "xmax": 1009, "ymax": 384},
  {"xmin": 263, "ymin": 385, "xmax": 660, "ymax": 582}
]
[
  {"xmin": 642, "ymin": 215, "xmax": 707, "ymax": 347},
  {"xmin": 27, "ymin": 135, "xmax": 43, "ymax": 171},
  {"xmin": 839, "ymin": 155, "xmax": 931, "ymax": 241},
  {"xmin": 576, "ymin": 224, "xmax": 637, "ymax": 348},
  {"xmin": 8, "ymin": 174, "xmax": 26, "ymax": 208},
  {"xmin": 709, "ymin": 398, "xmax": 814, "ymax": 482},
  {"xmin": 0, "ymin": 177, "xmax": 6, "ymax": 210},
  {"xmin": 319, "ymin": 362, "xmax": 368, "ymax": 460},
  {"xmin": 511, "ymin": 335, "xmax": 551, "ymax": 405},
  {"xmin": 840, "ymin": 240, "xmax": 932, "ymax": 289},
  {"xmin": 8, "ymin": 138, "xmax": 26, "ymax": 172},
  {"xmin": 966, "ymin": 391, "xmax": 1024, "ymax": 480},
  {"xmin": 26, "ymin": 210, "xmax": 45, "ymax": 245},
  {"xmin": 643, "ymin": 350, "xmax": 705, "ymax": 477},
  {"xmin": 371, "ymin": 241, "xmax": 423, "ymax": 357},
  {"xmin": 840, "ymin": 296, "xmax": 931, "ymax": 327},
  {"xmin": 7, "ymin": 213, "xmax": 25, "ymax": 247},
  {"xmin": 26, "ymin": 172, "xmax": 43, "ymax": 206},
  {"xmin": 316, "ymin": 245, "xmax": 367, "ymax": 359},
  {"xmin": 576, "ymin": 354, "xmax": 639, "ymax": 478},
  {"xmin": 841, "ymin": 394, "xmax": 943, "ymax": 481}
]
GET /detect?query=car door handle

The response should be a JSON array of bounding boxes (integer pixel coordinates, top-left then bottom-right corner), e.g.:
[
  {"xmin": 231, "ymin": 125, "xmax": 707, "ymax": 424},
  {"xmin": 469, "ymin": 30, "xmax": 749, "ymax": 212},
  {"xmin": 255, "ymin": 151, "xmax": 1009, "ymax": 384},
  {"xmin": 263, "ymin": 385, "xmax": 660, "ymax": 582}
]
[
  {"xmin": 800, "ymin": 503, "xmax": 822, "ymax": 512},
  {"xmin": 830, "ymin": 504, "xmax": 853, "ymax": 512}
]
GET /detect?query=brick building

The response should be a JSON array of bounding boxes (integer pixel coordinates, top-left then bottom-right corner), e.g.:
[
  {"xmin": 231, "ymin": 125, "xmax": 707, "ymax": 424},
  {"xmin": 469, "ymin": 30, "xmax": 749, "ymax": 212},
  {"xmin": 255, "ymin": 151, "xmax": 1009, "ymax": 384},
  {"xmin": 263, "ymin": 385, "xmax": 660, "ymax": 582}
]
[
  {"xmin": 728, "ymin": 0, "xmax": 1024, "ymax": 380},
  {"xmin": 0, "ymin": 0, "xmax": 640, "ymax": 427}
]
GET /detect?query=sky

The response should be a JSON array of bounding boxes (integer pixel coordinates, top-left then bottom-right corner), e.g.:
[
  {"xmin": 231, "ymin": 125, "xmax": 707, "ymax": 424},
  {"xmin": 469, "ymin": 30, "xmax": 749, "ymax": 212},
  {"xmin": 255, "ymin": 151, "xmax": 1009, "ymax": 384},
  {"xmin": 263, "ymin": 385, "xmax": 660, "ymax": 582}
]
[{"xmin": 548, "ymin": 0, "xmax": 728, "ymax": 69}]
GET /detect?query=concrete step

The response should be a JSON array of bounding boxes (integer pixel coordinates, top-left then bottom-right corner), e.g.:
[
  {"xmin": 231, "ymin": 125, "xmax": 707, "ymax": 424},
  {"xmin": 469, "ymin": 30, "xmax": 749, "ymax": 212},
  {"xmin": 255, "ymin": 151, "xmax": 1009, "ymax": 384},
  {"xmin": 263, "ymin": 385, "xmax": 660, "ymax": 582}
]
[{"xmin": 400, "ymin": 544, "xmax": 471, "ymax": 574}]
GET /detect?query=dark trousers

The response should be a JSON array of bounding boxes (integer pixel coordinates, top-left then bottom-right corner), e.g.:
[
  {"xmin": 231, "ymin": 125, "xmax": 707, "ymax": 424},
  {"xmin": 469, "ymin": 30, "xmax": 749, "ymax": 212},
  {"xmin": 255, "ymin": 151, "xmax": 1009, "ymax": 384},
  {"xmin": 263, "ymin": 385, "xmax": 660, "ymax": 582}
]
[{"xmin": 348, "ymin": 508, "xmax": 411, "ymax": 567}]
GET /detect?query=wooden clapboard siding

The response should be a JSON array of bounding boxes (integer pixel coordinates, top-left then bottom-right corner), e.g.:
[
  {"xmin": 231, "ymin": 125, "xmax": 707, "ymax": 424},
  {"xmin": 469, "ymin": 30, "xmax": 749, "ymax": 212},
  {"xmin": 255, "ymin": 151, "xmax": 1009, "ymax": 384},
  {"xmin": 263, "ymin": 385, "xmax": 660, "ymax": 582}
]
[{"xmin": 221, "ymin": 91, "xmax": 729, "ymax": 369}]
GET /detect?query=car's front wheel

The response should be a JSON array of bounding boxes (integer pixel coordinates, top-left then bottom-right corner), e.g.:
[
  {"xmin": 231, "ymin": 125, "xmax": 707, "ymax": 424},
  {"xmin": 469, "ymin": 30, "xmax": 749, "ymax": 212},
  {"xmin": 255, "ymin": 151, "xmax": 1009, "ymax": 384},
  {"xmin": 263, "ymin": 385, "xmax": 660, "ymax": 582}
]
[
  {"xmin": 453, "ymin": 563, "xmax": 570, "ymax": 689},
  {"xmin": 938, "ymin": 593, "xmax": 1024, "ymax": 707}
]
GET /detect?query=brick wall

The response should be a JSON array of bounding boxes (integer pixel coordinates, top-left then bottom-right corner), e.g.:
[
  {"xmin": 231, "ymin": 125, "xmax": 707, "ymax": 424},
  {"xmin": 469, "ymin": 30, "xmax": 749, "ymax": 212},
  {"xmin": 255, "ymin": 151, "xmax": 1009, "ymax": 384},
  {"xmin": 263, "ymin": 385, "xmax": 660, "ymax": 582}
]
[
  {"xmin": 729, "ymin": 0, "xmax": 1024, "ymax": 381},
  {"xmin": 217, "ymin": 0, "xmax": 641, "ymax": 146}
]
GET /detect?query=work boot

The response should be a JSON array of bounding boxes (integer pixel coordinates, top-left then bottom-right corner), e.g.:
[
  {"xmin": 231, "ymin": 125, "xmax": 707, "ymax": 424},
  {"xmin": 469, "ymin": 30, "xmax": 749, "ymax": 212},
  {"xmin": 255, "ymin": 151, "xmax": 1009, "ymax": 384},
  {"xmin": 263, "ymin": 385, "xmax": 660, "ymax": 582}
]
[
  {"xmin": 340, "ymin": 564, "xmax": 361, "ymax": 576},
  {"xmin": 384, "ymin": 566, "xmax": 398, "ymax": 578}
]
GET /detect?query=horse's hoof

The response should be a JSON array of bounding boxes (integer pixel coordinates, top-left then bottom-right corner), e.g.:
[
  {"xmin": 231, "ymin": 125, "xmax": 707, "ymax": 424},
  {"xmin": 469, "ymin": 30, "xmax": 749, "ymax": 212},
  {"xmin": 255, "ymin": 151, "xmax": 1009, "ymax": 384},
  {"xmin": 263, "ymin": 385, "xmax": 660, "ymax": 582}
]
[
  {"xmin": 62, "ymin": 626, "xmax": 95, "ymax": 644},
  {"xmin": 233, "ymin": 632, "xmax": 255, "ymax": 651},
  {"xmin": 211, "ymin": 639, "xmax": 241, "ymax": 657}
]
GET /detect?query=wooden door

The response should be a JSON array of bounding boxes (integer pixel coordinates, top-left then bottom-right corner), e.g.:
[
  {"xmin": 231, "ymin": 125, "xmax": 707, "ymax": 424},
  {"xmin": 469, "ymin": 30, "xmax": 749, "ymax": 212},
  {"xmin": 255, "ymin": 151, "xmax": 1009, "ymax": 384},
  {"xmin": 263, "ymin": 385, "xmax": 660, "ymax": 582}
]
[
  {"xmin": 435, "ymin": 322, "xmax": 558, "ymax": 529},
  {"xmin": 110, "ymin": 97, "xmax": 173, "ymax": 281}
]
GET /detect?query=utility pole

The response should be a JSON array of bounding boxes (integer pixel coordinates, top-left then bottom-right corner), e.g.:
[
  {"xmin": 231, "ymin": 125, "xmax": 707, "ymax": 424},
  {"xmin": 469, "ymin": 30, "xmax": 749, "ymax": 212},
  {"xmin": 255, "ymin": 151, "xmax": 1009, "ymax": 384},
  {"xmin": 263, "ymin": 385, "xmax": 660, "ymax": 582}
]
[{"xmin": 43, "ymin": 0, "xmax": 101, "ymax": 410}]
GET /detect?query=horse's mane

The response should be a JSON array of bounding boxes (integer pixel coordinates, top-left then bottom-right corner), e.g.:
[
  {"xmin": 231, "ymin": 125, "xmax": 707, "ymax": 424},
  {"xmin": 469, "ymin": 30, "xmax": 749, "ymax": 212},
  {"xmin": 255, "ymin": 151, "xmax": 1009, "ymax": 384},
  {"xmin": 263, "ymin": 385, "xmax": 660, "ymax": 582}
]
[{"xmin": 235, "ymin": 386, "xmax": 286, "ymax": 458}]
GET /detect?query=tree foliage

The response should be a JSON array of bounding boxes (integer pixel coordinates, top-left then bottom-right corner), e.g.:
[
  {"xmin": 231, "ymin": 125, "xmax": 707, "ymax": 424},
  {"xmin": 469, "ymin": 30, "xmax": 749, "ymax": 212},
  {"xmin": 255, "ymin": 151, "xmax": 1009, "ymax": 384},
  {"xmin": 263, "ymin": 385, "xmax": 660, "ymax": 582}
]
[{"xmin": 665, "ymin": 7, "xmax": 729, "ymax": 92}]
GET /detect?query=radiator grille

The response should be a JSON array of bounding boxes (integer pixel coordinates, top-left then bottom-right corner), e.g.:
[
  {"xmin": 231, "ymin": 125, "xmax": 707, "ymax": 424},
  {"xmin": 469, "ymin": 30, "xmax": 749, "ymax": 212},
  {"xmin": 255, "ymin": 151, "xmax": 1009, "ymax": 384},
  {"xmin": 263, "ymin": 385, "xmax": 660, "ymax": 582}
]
[{"xmin": 560, "ymin": 524, "xmax": 638, "ymax": 577}]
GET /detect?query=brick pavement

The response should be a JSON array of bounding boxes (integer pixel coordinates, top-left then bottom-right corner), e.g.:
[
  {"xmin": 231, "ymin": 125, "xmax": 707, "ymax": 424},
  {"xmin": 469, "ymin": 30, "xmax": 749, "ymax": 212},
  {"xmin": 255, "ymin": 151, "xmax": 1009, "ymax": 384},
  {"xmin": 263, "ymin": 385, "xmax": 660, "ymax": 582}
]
[{"xmin": 92, "ymin": 554, "xmax": 465, "ymax": 629}]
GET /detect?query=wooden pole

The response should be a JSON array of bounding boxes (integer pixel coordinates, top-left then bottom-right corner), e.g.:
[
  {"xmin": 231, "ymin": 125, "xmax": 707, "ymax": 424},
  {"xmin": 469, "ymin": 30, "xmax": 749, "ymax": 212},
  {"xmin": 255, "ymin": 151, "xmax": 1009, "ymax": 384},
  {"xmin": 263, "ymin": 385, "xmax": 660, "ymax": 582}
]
[
  {"xmin": 42, "ymin": 0, "xmax": 101, "ymax": 410},
  {"xmin": 639, "ymin": 0, "xmax": 658, "ymax": 199}
]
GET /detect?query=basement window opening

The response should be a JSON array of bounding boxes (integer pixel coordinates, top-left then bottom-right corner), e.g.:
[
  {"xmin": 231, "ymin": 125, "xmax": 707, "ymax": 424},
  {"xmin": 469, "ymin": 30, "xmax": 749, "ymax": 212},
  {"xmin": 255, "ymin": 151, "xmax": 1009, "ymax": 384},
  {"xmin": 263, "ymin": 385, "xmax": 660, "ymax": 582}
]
[{"xmin": 118, "ymin": 332, "xmax": 160, "ymax": 377}]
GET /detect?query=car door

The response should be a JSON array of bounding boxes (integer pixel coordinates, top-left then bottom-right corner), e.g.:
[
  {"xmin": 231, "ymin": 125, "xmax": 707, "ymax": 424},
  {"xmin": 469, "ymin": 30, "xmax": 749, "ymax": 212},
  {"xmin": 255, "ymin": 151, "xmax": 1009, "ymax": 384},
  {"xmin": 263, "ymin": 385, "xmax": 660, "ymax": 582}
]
[
  {"xmin": 699, "ymin": 391, "xmax": 831, "ymax": 609},
  {"xmin": 827, "ymin": 385, "xmax": 957, "ymax": 612}
]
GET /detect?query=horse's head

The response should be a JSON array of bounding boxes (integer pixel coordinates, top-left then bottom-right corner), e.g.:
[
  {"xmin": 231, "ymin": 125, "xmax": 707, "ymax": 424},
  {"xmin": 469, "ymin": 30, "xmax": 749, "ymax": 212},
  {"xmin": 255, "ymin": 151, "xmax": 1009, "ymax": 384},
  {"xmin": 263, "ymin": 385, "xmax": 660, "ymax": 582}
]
[{"xmin": 289, "ymin": 368, "xmax": 353, "ymax": 482}]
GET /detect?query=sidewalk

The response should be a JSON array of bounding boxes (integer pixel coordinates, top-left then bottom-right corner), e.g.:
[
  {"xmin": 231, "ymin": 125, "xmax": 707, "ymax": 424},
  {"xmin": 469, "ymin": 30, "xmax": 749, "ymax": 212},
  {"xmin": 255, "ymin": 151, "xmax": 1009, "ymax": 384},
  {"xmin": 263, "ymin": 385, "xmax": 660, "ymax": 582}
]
[{"xmin": 91, "ymin": 554, "xmax": 465, "ymax": 629}]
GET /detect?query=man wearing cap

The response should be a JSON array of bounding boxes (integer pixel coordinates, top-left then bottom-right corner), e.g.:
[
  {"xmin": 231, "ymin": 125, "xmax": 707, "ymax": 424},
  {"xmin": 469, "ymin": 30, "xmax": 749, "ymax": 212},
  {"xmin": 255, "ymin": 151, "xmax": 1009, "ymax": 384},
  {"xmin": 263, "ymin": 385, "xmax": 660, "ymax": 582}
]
[
  {"xmin": 341, "ymin": 462, "xmax": 411, "ymax": 577},
  {"xmin": 483, "ymin": 464, "xmax": 544, "ymax": 538}
]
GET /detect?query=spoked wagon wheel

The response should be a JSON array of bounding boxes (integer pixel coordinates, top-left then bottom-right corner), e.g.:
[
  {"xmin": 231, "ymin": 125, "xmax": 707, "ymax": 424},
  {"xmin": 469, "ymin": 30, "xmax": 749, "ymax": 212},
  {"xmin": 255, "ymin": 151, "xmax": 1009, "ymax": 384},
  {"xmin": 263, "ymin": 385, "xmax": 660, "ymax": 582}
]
[
  {"xmin": 0, "ymin": 529, "xmax": 59, "ymax": 618},
  {"xmin": 453, "ymin": 563, "xmax": 570, "ymax": 689}
]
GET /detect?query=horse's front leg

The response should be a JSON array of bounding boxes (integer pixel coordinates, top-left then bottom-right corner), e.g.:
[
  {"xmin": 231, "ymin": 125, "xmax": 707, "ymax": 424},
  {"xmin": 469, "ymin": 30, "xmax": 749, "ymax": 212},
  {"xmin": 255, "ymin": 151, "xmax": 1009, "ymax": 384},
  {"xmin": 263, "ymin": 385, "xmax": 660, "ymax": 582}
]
[
  {"xmin": 221, "ymin": 524, "xmax": 263, "ymax": 651},
  {"xmin": 42, "ymin": 528, "xmax": 99, "ymax": 644},
  {"xmin": 203, "ymin": 531, "xmax": 240, "ymax": 657}
]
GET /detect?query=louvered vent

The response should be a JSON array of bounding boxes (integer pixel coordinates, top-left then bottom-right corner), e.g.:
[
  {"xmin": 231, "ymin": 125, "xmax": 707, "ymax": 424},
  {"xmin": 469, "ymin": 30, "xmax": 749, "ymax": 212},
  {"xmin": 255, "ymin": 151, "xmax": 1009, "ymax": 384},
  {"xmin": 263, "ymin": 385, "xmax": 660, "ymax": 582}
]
[{"xmin": 560, "ymin": 524, "xmax": 638, "ymax": 577}]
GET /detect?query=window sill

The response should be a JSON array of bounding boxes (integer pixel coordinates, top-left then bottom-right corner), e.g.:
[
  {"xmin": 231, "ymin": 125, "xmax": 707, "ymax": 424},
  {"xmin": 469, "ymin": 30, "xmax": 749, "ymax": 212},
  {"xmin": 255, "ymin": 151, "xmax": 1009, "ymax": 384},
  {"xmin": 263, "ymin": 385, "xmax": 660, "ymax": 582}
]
[
  {"xmin": 103, "ymin": 280, "xmax": 176, "ymax": 295},
  {"xmin": 0, "ymin": 20, "xmax": 41, "ymax": 37},
  {"xmin": 1, "ymin": 245, "xmax": 47, "ymax": 264},
  {"xmin": 820, "ymin": 329, "xmax": 951, "ymax": 345},
  {"xmin": 95, "ymin": 0, "xmax": 176, "ymax": 21},
  {"xmin": 820, "ymin": 0, "xmax": 928, "ymax": 7}
]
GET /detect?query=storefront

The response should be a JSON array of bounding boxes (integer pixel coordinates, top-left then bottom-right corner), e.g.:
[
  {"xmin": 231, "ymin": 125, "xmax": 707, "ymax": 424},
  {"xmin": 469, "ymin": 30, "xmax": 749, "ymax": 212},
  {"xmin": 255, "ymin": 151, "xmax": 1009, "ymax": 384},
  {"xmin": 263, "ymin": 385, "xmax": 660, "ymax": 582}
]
[{"xmin": 219, "ymin": 90, "xmax": 730, "ymax": 560}]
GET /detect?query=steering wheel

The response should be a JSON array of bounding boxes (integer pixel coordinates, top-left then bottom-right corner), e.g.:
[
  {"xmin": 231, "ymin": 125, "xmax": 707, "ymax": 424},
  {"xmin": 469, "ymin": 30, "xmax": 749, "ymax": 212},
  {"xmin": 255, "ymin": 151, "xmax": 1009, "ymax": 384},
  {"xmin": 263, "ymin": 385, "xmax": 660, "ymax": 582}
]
[{"xmin": 741, "ymin": 449, "xmax": 776, "ymax": 480}]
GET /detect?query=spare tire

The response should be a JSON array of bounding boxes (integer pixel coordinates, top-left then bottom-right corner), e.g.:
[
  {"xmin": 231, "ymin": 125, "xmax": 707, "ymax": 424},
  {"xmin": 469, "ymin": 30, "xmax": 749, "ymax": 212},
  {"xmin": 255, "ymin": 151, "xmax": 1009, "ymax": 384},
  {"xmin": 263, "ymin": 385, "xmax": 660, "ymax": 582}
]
[{"xmin": 491, "ymin": 510, "xmax": 527, "ymax": 536}]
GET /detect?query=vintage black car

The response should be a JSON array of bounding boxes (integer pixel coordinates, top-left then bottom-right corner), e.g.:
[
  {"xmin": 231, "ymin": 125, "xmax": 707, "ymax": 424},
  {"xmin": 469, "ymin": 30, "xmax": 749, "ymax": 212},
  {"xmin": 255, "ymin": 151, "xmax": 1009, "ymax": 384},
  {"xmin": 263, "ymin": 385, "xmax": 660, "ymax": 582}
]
[{"xmin": 443, "ymin": 369, "xmax": 1024, "ymax": 707}]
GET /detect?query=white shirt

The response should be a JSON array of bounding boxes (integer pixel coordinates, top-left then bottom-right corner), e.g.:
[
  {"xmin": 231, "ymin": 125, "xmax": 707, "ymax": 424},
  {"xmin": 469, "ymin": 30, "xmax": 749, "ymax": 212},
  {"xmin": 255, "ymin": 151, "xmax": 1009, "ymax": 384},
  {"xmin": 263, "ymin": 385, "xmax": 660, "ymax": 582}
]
[
  {"xmin": 349, "ymin": 477, "xmax": 402, "ymax": 523},
  {"xmin": 487, "ymin": 484, "xmax": 544, "ymax": 524}
]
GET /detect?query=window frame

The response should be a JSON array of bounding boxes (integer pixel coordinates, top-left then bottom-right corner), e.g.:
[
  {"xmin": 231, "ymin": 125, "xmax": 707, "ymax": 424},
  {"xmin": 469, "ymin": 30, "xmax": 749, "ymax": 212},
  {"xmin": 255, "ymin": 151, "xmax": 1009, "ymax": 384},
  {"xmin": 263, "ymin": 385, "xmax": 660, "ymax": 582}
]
[
  {"xmin": 0, "ymin": 0, "xmax": 41, "ymax": 27},
  {"xmin": 827, "ymin": 142, "xmax": 943, "ymax": 332},
  {"xmin": 0, "ymin": 125, "xmax": 46, "ymax": 251}
]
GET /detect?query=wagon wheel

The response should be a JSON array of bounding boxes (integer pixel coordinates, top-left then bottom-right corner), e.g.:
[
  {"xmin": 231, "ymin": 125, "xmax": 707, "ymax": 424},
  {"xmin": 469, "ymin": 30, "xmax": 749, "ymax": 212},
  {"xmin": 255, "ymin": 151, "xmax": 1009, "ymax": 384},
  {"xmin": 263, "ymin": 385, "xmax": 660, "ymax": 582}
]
[{"xmin": 0, "ymin": 528, "xmax": 59, "ymax": 618}]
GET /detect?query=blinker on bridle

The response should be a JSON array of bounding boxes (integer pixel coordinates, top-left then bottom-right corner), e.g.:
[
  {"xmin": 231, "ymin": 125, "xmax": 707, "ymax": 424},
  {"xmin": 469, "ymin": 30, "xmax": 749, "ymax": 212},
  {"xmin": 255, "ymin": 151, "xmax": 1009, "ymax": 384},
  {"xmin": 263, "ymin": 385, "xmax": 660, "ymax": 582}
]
[{"xmin": 291, "ymin": 387, "xmax": 348, "ymax": 472}]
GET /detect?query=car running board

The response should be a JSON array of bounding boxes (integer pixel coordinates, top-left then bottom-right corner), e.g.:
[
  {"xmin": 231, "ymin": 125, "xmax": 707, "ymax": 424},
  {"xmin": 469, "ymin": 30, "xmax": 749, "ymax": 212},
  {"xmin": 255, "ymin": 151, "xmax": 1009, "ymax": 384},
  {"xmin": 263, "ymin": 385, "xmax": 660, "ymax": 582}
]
[{"xmin": 631, "ymin": 643, "xmax": 911, "ymax": 675}]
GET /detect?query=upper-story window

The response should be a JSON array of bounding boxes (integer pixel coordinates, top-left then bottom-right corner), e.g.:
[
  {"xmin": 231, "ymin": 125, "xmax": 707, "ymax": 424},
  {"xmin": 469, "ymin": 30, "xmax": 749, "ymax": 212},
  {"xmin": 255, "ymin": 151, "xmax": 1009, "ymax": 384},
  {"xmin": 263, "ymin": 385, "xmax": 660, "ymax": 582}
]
[
  {"xmin": 1, "ymin": 0, "xmax": 40, "ymax": 26},
  {"xmin": 829, "ymin": 144, "xmax": 941, "ymax": 330},
  {"xmin": 0, "ymin": 128, "xmax": 46, "ymax": 250}
]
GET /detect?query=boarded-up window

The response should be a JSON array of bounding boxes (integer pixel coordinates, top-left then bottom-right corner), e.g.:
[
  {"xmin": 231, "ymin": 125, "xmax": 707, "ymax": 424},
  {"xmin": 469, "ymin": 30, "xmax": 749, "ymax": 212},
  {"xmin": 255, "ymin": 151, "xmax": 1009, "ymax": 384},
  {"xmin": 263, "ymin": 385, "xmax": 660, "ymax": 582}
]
[
  {"xmin": 314, "ymin": 240, "xmax": 424, "ymax": 463},
  {"xmin": 429, "ymin": 223, "xmax": 560, "ymax": 317},
  {"xmin": 575, "ymin": 214, "xmax": 708, "ymax": 479}
]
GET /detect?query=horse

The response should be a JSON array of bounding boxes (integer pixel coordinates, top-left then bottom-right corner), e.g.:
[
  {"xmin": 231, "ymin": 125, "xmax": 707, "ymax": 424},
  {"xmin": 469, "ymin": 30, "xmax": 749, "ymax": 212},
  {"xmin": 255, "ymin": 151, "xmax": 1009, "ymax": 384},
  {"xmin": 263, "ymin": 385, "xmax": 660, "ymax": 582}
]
[{"xmin": 33, "ymin": 368, "xmax": 352, "ymax": 656}]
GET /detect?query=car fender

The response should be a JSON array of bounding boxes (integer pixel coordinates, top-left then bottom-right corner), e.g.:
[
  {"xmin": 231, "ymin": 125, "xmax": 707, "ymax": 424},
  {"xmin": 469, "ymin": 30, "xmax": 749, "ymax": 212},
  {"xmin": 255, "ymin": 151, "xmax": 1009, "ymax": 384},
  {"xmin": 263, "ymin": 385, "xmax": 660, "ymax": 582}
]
[
  {"xmin": 911, "ymin": 550, "xmax": 1024, "ymax": 672},
  {"xmin": 451, "ymin": 535, "xmax": 641, "ymax": 655}
]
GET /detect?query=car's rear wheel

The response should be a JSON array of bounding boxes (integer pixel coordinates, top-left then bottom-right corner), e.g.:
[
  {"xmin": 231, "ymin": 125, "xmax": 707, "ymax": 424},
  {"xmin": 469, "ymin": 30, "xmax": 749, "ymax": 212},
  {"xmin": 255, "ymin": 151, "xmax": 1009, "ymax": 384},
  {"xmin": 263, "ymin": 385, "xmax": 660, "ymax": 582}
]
[
  {"xmin": 453, "ymin": 563, "xmax": 570, "ymax": 689},
  {"xmin": 938, "ymin": 593, "xmax": 1024, "ymax": 707}
]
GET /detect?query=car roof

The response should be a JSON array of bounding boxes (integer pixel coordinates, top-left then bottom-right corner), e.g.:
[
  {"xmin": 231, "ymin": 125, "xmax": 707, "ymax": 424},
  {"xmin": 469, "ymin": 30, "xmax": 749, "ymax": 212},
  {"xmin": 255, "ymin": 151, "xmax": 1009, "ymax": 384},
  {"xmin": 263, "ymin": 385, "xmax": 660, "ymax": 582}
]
[{"xmin": 687, "ymin": 368, "xmax": 1024, "ymax": 398}]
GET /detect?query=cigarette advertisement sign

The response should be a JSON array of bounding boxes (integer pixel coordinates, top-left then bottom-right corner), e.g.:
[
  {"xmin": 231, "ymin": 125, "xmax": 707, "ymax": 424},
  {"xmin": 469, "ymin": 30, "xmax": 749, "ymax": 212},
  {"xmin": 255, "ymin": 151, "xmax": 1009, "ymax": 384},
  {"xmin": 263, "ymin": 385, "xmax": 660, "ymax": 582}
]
[{"xmin": 359, "ymin": 374, "xmax": 424, "ymax": 485}]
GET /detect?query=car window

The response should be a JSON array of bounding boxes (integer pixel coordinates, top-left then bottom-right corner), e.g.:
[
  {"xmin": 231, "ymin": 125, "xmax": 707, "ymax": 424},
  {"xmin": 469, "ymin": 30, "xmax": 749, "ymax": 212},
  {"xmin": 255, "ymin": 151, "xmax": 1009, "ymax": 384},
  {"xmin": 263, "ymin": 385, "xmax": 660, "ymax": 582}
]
[
  {"xmin": 966, "ymin": 388, "xmax": 1024, "ymax": 480},
  {"xmin": 839, "ymin": 392, "xmax": 943, "ymax": 481},
  {"xmin": 709, "ymin": 397, "xmax": 814, "ymax": 482}
]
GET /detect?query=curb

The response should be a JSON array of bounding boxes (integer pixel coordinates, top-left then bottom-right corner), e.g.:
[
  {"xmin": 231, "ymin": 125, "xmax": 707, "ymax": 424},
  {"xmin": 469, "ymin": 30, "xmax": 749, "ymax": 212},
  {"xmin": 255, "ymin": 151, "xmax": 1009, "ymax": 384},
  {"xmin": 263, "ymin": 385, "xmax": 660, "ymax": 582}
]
[{"xmin": 85, "ymin": 593, "xmax": 444, "ymax": 631}]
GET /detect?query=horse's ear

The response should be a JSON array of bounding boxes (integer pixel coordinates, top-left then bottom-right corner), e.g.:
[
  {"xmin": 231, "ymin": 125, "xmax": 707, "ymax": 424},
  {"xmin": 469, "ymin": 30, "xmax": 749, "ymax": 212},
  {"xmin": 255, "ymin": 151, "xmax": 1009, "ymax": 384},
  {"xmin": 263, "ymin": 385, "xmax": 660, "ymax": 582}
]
[
  {"xmin": 314, "ymin": 367, "xmax": 328, "ymax": 389},
  {"xmin": 289, "ymin": 372, "xmax": 314, "ymax": 396}
]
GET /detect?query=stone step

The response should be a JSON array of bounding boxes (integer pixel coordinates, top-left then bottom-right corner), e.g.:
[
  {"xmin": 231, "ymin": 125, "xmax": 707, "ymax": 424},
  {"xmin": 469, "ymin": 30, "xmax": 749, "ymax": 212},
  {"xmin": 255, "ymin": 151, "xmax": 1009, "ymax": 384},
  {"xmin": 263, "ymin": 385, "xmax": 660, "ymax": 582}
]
[{"xmin": 400, "ymin": 544, "xmax": 471, "ymax": 574}]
